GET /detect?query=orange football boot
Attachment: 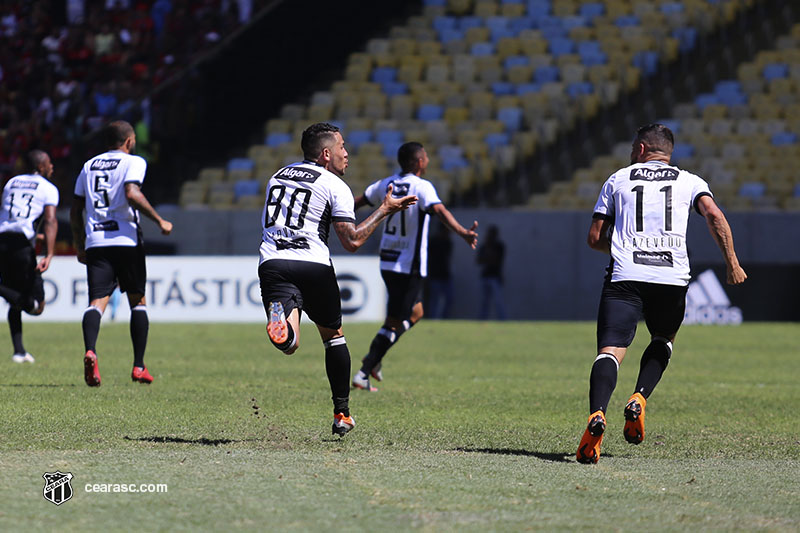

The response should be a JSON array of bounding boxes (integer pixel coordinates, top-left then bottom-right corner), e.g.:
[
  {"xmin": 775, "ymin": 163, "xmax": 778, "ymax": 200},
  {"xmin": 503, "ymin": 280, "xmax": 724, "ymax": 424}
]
[
  {"xmin": 623, "ymin": 393, "xmax": 646, "ymax": 444},
  {"xmin": 576, "ymin": 410, "xmax": 606, "ymax": 464},
  {"xmin": 332, "ymin": 412, "xmax": 355, "ymax": 436},
  {"xmin": 267, "ymin": 301, "xmax": 289, "ymax": 345}
]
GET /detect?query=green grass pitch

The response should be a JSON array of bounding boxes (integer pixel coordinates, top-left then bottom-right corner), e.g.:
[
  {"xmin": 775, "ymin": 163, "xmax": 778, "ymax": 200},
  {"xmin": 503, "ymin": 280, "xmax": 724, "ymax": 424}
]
[{"xmin": 1, "ymin": 321, "xmax": 798, "ymax": 531}]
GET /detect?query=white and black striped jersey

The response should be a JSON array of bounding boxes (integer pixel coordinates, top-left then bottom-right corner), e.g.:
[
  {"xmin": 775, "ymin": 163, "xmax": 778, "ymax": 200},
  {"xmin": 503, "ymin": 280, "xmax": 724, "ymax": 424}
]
[
  {"xmin": 74, "ymin": 150, "xmax": 146, "ymax": 248},
  {"xmin": 259, "ymin": 161, "xmax": 356, "ymax": 266},
  {"xmin": 363, "ymin": 172, "xmax": 442, "ymax": 277},
  {"xmin": 593, "ymin": 160, "xmax": 712, "ymax": 286},
  {"xmin": 0, "ymin": 173, "xmax": 60, "ymax": 241}
]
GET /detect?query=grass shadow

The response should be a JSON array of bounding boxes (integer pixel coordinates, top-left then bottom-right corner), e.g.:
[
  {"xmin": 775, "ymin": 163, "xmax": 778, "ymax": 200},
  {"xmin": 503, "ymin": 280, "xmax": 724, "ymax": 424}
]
[
  {"xmin": 454, "ymin": 447, "xmax": 580, "ymax": 463},
  {"xmin": 1, "ymin": 383, "xmax": 78, "ymax": 387},
  {"xmin": 124, "ymin": 435, "xmax": 240, "ymax": 446}
]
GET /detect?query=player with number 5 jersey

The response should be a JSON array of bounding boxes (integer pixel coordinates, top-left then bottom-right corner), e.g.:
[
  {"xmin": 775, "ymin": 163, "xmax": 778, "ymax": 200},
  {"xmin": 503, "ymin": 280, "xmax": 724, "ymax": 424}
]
[
  {"xmin": 575, "ymin": 124, "xmax": 747, "ymax": 465},
  {"xmin": 71, "ymin": 120, "xmax": 173, "ymax": 388},
  {"xmin": 258, "ymin": 122, "xmax": 417, "ymax": 437}
]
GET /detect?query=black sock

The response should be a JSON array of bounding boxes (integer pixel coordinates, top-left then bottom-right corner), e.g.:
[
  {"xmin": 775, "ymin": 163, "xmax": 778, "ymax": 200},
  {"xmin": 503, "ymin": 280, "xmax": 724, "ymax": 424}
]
[
  {"xmin": 324, "ymin": 336, "xmax": 350, "ymax": 416},
  {"xmin": 634, "ymin": 338, "xmax": 672, "ymax": 399},
  {"xmin": 360, "ymin": 321, "xmax": 412, "ymax": 374},
  {"xmin": 589, "ymin": 353, "xmax": 619, "ymax": 414},
  {"xmin": 130, "ymin": 306, "xmax": 149, "ymax": 368},
  {"xmin": 8, "ymin": 308, "xmax": 24, "ymax": 354},
  {"xmin": 82, "ymin": 307, "xmax": 102, "ymax": 353}
]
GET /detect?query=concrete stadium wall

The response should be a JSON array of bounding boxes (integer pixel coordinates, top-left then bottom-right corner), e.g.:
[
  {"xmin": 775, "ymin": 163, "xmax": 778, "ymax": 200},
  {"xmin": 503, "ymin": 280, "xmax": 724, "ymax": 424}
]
[{"xmin": 141, "ymin": 209, "xmax": 800, "ymax": 321}]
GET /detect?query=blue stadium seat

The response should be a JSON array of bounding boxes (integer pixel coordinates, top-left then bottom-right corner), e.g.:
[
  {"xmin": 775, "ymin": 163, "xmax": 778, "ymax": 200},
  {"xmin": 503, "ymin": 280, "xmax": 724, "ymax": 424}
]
[
  {"xmin": 660, "ymin": 2, "xmax": 684, "ymax": 14},
  {"xmin": 376, "ymin": 130, "xmax": 404, "ymax": 146},
  {"xmin": 614, "ymin": 15, "xmax": 640, "ymax": 27},
  {"xmin": 578, "ymin": 40, "xmax": 607, "ymax": 66},
  {"xmin": 633, "ymin": 51, "xmax": 659, "ymax": 76},
  {"xmin": 372, "ymin": 67, "xmax": 397, "ymax": 84},
  {"xmin": 347, "ymin": 130, "xmax": 372, "ymax": 150},
  {"xmin": 516, "ymin": 82, "xmax": 542, "ymax": 95},
  {"xmin": 794, "ymin": 184, "xmax": 800, "ymax": 197},
  {"xmin": 418, "ymin": 104, "xmax": 444, "ymax": 121},
  {"xmin": 266, "ymin": 132, "xmax": 292, "ymax": 147},
  {"xmin": 497, "ymin": 107, "xmax": 523, "ymax": 131},
  {"xmin": 471, "ymin": 42, "xmax": 495, "ymax": 56},
  {"xmin": 438, "ymin": 28, "xmax": 464, "ymax": 43},
  {"xmin": 771, "ymin": 132, "xmax": 798, "ymax": 146},
  {"xmin": 423, "ymin": 0, "xmax": 446, "ymax": 5},
  {"xmin": 672, "ymin": 28, "xmax": 697, "ymax": 52},
  {"xmin": 491, "ymin": 27, "xmax": 517, "ymax": 43},
  {"xmin": 694, "ymin": 93, "xmax": 720, "ymax": 110},
  {"xmin": 534, "ymin": 65, "xmax": 560, "ymax": 83},
  {"xmin": 504, "ymin": 55, "xmax": 530, "ymax": 69},
  {"xmin": 227, "ymin": 158, "xmax": 255, "ymax": 171},
  {"xmin": 566, "ymin": 82, "xmax": 594, "ymax": 98},
  {"xmin": 458, "ymin": 16, "xmax": 483, "ymax": 31},
  {"xmin": 433, "ymin": 16, "xmax": 457, "ymax": 32},
  {"xmin": 671, "ymin": 143, "xmax": 695, "ymax": 162},
  {"xmin": 509, "ymin": 17, "xmax": 536, "ymax": 33},
  {"xmin": 579, "ymin": 2, "xmax": 604, "ymax": 19},
  {"xmin": 548, "ymin": 37, "xmax": 575, "ymax": 57},
  {"xmin": 714, "ymin": 81, "xmax": 747, "ymax": 106},
  {"xmin": 540, "ymin": 26, "xmax": 568, "ymax": 40},
  {"xmin": 526, "ymin": 1, "xmax": 551, "ymax": 17},
  {"xmin": 491, "ymin": 82, "xmax": 516, "ymax": 95},
  {"xmin": 233, "ymin": 180, "xmax": 260, "ymax": 199},
  {"xmin": 762, "ymin": 63, "xmax": 789, "ymax": 81},
  {"xmin": 502, "ymin": 0, "xmax": 524, "ymax": 4},
  {"xmin": 739, "ymin": 182, "xmax": 766, "ymax": 198},
  {"xmin": 658, "ymin": 119, "xmax": 681, "ymax": 134},
  {"xmin": 485, "ymin": 132, "xmax": 511, "ymax": 151},
  {"xmin": 439, "ymin": 145, "xmax": 469, "ymax": 170},
  {"xmin": 563, "ymin": 16, "xmax": 588, "ymax": 30},
  {"xmin": 381, "ymin": 82, "xmax": 408, "ymax": 96},
  {"xmin": 486, "ymin": 16, "xmax": 510, "ymax": 33}
]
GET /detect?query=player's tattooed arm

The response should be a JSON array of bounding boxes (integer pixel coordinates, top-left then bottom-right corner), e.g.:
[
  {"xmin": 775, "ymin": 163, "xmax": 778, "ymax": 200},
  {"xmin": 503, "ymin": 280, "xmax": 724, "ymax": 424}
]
[
  {"xmin": 125, "ymin": 183, "xmax": 173, "ymax": 235},
  {"xmin": 335, "ymin": 185, "xmax": 417, "ymax": 252},
  {"xmin": 697, "ymin": 195, "xmax": 746, "ymax": 285}
]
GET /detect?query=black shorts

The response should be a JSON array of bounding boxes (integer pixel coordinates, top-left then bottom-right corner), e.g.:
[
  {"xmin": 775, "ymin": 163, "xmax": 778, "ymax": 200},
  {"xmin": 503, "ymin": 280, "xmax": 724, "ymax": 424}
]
[
  {"xmin": 259, "ymin": 259, "xmax": 343, "ymax": 330},
  {"xmin": 381, "ymin": 270, "xmax": 424, "ymax": 321},
  {"xmin": 596, "ymin": 280, "xmax": 688, "ymax": 350},
  {"xmin": 86, "ymin": 245, "xmax": 147, "ymax": 301},
  {"xmin": 0, "ymin": 232, "xmax": 44, "ymax": 303}
]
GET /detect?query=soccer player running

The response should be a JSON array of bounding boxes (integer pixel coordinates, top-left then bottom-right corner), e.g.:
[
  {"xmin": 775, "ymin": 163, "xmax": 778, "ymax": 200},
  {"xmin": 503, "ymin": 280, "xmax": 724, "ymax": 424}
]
[
  {"xmin": 259, "ymin": 123, "xmax": 417, "ymax": 436},
  {"xmin": 351, "ymin": 142, "xmax": 478, "ymax": 392},
  {"xmin": 70, "ymin": 120, "xmax": 173, "ymax": 387},
  {"xmin": 0, "ymin": 150, "xmax": 59, "ymax": 363},
  {"xmin": 576, "ymin": 124, "xmax": 747, "ymax": 464}
]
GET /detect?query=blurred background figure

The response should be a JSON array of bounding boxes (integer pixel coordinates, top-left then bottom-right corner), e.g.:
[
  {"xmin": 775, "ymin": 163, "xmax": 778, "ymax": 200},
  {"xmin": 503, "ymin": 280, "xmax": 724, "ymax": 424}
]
[
  {"xmin": 477, "ymin": 225, "xmax": 506, "ymax": 321},
  {"xmin": 426, "ymin": 219, "xmax": 453, "ymax": 319}
]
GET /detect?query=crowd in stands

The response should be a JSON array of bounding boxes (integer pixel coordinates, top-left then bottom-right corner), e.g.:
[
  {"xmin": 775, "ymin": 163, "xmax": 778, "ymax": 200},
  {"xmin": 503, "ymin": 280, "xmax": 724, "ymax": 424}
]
[{"xmin": 0, "ymin": 0, "xmax": 262, "ymax": 196}]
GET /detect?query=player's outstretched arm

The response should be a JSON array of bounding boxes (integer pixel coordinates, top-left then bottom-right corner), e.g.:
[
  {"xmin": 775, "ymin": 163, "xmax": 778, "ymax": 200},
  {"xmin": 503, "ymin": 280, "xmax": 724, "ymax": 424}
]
[
  {"xmin": 697, "ymin": 195, "xmax": 746, "ymax": 285},
  {"xmin": 431, "ymin": 203, "xmax": 478, "ymax": 249},
  {"xmin": 587, "ymin": 216, "xmax": 612, "ymax": 254},
  {"xmin": 125, "ymin": 183, "xmax": 173, "ymax": 235},
  {"xmin": 70, "ymin": 196, "xmax": 87, "ymax": 263},
  {"xmin": 36, "ymin": 205, "xmax": 58, "ymax": 272},
  {"xmin": 335, "ymin": 184, "xmax": 417, "ymax": 252}
]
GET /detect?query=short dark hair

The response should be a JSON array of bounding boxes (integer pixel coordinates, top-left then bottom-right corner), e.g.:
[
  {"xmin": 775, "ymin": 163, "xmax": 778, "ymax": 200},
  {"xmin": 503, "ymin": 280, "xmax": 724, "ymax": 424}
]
[
  {"xmin": 397, "ymin": 142, "xmax": 424, "ymax": 173},
  {"xmin": 26, "ymin": 150, "xmax": 49, "ymax": 173},
  {"xmin": 635, "ymin": 123, "xmax": 674, "ymax": 155},
  {"xmin": 106, "ymin": 120, "xmax": 135, "ymax": 149},
  {"xmin": 301, "ymin": 122, "xmax": 340, "ymax": 160}
]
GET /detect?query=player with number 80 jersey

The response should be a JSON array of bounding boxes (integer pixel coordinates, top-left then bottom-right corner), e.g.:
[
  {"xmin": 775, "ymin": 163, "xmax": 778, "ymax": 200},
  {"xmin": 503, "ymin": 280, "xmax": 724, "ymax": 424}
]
[{"xmin": 259, "ymin": 161, "xmax": 355, "ymax": 266}]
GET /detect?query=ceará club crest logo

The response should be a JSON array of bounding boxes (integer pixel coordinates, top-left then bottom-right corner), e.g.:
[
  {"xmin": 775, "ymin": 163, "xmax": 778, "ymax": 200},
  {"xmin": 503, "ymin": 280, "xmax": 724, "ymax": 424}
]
[{"xmin": 43, "ymin": 471, "xmax": 74, "ymax": 505}]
